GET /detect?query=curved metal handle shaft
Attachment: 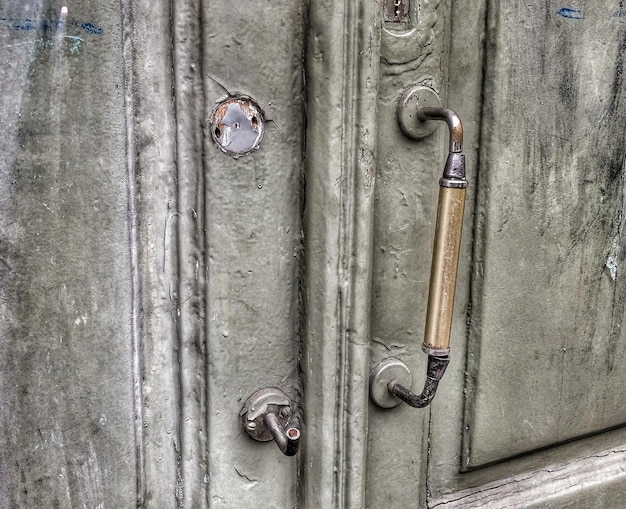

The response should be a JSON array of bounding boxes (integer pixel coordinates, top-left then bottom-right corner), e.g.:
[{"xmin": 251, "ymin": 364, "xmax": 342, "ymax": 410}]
[
  {"xmin": 264, "ymin": 412, "xmax": 301, "ymax": 456},
  {"xmin": 417, "ymin": 107, "xmax": 463, "ymax": 153},
  {"xmin": 387, "ymin": 355, "xmax": 449, "ymax": 408}
]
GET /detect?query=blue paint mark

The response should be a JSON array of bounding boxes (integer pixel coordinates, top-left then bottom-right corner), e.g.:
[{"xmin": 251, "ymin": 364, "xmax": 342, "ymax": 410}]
[
  {"xmin": 558, "ymin": 7, "xmax": 584, "ymax": 19},
  {"xmin": 80, "ymin": 22, "xmax": 104, "ymax": 35},
  {"xmin": 18, "ymin": 18, "xmax": 36, "ymax": 31},
  {"xmin": 0, "ymin": 16, "xmax": 103, "ymax": 35},
  {"xmin": 614, "ymin": 9, "xmax": 626, "ymax": 18}
]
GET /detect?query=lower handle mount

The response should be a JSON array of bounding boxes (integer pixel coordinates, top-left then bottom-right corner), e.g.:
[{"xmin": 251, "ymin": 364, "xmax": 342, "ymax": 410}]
[{"xmin": 369, "ymin": 356, "xmax": 450, "ymax": 409}]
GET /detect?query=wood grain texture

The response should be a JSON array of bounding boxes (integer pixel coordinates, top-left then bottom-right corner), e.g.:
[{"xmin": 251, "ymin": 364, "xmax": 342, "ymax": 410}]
[
  {"xmin": 0, "ymin": 2, "xmax": 137, "ymax": 506},
  {"xmin": 431, "ymin": 445, "xmax": 626, "ymax": 509}
]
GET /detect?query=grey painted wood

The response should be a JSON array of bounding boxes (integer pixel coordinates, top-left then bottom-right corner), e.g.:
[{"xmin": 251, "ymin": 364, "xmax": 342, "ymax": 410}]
[
  {"xmin": 464, "ymin": 0, "xmax": 626, "ymax": 469},
  {"xmin": 429, "ymin": 1, "xmax": 626, "ymax": 507},
  {"xmin": 367, "ymin": 1, "xmax": 452, "ymax": 507},
  {"xmin": 0, "ymin": 3, "xmax": 137, "ymax": 507},
  {"xmin": 430, "ymin": 444, "xmax": 626, "ymax": 508},
  {"xmin": 201, "ymin": 2, "xmax": 306, "ymax": 507},
  {"xmin": 171, "ymin": 1, "xmax": 209, "ymax": 507},
  {"xmin": 127, "ymin": 0, "xmax": 181, "ymax": 506},
  {"xmin": 301, "ymin": 1, "xmax": 380, "ymax": 507},
  {"xmin": 5, "ymin": 1, "xmax": 626, "ymax": 507}
]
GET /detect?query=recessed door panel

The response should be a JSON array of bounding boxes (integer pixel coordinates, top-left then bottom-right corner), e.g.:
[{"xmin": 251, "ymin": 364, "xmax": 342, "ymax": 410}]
[{"xmin": 463, "ymin": 1, "xmax": 626, "ymax": 469}]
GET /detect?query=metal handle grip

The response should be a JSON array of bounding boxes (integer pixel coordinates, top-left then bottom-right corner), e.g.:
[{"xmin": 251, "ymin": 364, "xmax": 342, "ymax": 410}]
[
  {"xmin": 420, "ymin": 107, "xmax": 466, "ymax": 356},
  {"xmin": 370, "ymin": 102, "xmax": 467, "ymax": 409}
]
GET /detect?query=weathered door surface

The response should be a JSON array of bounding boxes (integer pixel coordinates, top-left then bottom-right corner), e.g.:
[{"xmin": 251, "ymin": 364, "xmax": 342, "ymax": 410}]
[
  {"xmin": 425, "ymin": 2, "xmax": 626, "ymax": 507},
  {"xmin": 1, "ymin": 1, "xmax": 625, "ymax": 508}
]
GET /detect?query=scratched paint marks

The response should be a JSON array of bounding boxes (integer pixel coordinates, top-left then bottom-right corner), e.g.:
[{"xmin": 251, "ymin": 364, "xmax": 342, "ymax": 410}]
[
  {"xmin": 6, "ymin": 35, "xmax": 85, "ymax": 55},
  {"xmin": 0, "ymin": 15, "xmax": 104, "ymax": 35},
  {"xmin": 0, "ymin": 13, "xmax": 104, "ymax": 56}
]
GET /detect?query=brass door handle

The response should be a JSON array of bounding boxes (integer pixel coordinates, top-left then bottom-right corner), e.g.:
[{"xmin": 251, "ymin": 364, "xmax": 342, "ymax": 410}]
[
  {"xmin": 370, "ymin": 92, "xmax": 467, "ymax": 409},
  {"xmin": 240, "ymin": 388, "xmax": 301, "ymax": 456}
]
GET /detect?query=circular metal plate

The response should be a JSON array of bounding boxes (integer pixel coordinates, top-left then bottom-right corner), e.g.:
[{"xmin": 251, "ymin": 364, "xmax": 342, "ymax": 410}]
[
  {"xmin": 396, "ymin": 85, "xmax": 442, "ymax": 140},
  {"xmin": 369, "ymin": 358, "xmax": 413, "ymax": 409},
  {"xmin": 210, "ymin": 96, "xmax": 265, "ymax": 157}
]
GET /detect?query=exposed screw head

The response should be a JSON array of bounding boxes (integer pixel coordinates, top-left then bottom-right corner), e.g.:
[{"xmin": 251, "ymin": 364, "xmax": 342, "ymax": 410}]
[{"xmin": 246, "ymin": 421, "xmax": 257, "ymax": 431}]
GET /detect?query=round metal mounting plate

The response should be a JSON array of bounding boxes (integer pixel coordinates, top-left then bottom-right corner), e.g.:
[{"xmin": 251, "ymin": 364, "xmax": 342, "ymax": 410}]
[
  {"xmin": 240, "ymin": 387, "xmax": 291, "ymax": 442},
  {"xmin": 210, "ymin": 96, "xmax": 265, "ymax": 157},
  {"xmin": 369, "ymin": 358, "xmax": 413, "ymax": 409},
  {"xmin": 396, "ymin": 85, "xmax": 442, "ymax": 140}
]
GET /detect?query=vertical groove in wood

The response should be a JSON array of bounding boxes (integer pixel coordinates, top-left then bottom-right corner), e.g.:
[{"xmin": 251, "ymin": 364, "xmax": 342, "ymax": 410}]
[
  {"xmin": 171, "ymin": 0, "xmax": 208, "ymax": 507},
  {"xmin": 120, "ymin": 0, "xmax": 146, "ymax": 504},
  {"xmin": 302, "ymin": 0, "xmax": 380, "ymax": 506},
  {"xmin": 459, "ymin": 0, "xmax": 494, "ymax": 477},
  {"xmin": 129, "ymin": 0, "xmax": 181, "ymax": 506}
]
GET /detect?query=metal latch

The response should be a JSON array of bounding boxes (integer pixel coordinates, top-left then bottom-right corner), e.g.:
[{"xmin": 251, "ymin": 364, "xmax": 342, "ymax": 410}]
[{"xmin": 240, "ymin": 388, "xmax": 301, "ymax": 456}]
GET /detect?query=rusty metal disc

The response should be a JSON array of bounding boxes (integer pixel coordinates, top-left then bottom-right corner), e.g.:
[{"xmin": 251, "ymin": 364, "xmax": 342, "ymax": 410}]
[{"xmin": 210, "ymin": 96, "xmax": 265, "ymax": 157}]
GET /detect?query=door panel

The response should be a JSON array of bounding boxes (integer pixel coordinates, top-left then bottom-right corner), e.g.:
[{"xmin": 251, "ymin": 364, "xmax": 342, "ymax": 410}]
[
  {"xmin": 429, "ymin": 0, "xmax": 626, "ymax": 506},
  {"xmin": 202, "ymin": 2, "xmax": 305, "ymax": 507},
  {"xmin": 463, "ymin": 1, "xmax": 626, "ymax": 468}
]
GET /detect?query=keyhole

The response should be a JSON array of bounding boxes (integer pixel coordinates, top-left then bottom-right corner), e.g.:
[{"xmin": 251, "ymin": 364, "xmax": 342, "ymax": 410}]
[{"xmin": 394, "ymin": 0, "xmax": 402, "ymax": 18}]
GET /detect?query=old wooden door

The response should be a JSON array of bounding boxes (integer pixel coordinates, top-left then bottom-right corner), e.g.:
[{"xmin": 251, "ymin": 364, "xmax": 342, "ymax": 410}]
[
  {"xmin": 423, "ymin": 2, "xmax": 626, "ymax": 507},
  {"xmin": 1, "ymin": 0, "xmax": 625, "ymax": 508}
]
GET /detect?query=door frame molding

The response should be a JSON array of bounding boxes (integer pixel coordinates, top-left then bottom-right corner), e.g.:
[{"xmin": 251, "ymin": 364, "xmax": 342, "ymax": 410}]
[{"xmin": 301, "ymin": 0, "xmax": 381, "ymax": 506}]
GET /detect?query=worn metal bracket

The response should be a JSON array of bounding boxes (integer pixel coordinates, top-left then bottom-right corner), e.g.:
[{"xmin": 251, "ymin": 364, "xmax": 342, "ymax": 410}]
[
  {"xmin": 370, "ymin": 356, "xmax": 450, "ymax": 409},
  {"xmin": 369, "ymin": 358, "xmax": 412, "ymax": 408},
  {"xmin": 396, "ymin": 85, "xmax": 442, "ymax": 140},
  {"xmin": 240, "ymin": 387, "xmax": 301, "ymax": 456}
]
